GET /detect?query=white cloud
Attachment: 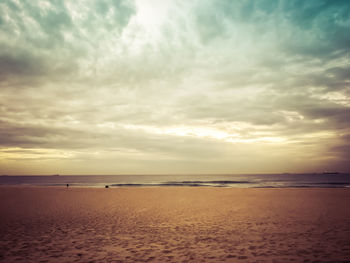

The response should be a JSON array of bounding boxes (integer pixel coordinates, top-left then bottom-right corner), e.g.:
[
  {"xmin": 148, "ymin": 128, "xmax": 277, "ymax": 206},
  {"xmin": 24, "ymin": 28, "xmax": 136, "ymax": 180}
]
[{"xmin": 0, "ymin": 0, "xmax": 350, "ymax": 174}]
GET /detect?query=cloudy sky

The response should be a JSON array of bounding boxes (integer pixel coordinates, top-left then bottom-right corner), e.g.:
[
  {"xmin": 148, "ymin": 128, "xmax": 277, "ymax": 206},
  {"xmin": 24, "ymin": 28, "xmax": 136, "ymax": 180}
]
[{"xmin": 0, "ymin": 0, "xmax": 349, "ymax": 175}]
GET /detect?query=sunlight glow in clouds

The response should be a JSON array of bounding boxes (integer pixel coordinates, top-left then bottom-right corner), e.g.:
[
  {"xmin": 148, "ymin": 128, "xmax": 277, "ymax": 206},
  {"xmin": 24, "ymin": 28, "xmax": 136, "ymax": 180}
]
[
  {"xmin": 0, "ymin": 0, "xmax": 350, "ymax": 174},
  {"xmin": 120, "ymin": 123, "xmax": 287, "ymax": 144}
]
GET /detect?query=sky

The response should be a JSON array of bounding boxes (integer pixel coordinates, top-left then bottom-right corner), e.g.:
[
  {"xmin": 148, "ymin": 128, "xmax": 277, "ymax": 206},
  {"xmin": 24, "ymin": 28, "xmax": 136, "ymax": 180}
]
[{"xmin": 0, "ymin": 0, "xmax": 349, "ymax": 175}]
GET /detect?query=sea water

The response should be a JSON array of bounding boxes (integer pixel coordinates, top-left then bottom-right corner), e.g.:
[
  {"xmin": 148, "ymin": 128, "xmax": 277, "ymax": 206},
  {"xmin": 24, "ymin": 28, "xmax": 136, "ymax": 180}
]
[{"xmin": 0, "ymin": 173, "xmax": 350, "ymax": 188}]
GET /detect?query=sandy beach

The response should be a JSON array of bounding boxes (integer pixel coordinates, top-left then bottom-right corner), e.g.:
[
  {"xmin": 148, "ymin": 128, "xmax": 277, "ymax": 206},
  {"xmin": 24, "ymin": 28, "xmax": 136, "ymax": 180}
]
[{"xmin": 0, "ymin": 187, "xmax": 350, "ymax": 262}]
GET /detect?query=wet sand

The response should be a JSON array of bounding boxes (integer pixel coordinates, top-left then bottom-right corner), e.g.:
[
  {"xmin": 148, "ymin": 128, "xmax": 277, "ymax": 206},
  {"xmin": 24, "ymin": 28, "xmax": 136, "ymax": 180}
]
[{"xmin": 0, "ymin": 187, "xmax": 350, "ymax": 262}]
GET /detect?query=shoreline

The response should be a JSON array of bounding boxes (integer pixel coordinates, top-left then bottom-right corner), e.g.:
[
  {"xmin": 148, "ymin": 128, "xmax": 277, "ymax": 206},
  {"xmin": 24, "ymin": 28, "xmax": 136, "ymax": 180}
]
[
  {"xmin": 2, "ymin": 173, "xmax": 350, "ymax": 190},
  {"xmin": 1, "ymin": 185, "xmax": 350, "ymax": 189}
]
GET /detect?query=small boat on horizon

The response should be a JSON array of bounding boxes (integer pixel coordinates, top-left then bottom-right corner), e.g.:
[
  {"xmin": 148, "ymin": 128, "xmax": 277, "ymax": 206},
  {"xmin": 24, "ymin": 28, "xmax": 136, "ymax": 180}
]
[{"xmin": 51, "ymin": 174, "xmax": 60, "ymax": 176}]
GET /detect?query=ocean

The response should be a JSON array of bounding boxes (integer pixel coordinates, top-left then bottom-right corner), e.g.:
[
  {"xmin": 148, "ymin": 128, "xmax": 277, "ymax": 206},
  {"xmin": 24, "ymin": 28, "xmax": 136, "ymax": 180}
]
[{"xmin": 0, "ymin": 173, "xmax": 350, "ymax": 188}]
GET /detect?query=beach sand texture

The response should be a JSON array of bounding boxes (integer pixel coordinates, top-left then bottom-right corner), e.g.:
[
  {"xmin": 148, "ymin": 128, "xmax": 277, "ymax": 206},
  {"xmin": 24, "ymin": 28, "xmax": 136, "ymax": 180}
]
[{"xmin": 0, "ymin": 187, "xmax": 350, "ymax": 262}]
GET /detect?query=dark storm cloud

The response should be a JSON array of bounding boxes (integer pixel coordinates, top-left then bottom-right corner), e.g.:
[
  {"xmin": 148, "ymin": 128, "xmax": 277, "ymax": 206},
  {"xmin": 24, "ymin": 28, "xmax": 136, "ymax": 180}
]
[
  {"xmin": 0, "ymin": 0, "xmax": 136, "ymax": 87},
  {"xmin": 322, "ymin": 66, "xmax": 350, "ymax": 91},
  {"xmin": 194, "ymin": 0, "xmax": 350, "ymax": 59},
  {"xmin": 282, "ymin": 0, "xmax": 350, "ymax": 58},
  {"xmin": 0, "ymin": 119, "xmax": 87, "ymax": 149},
  {"xmin": 0, "ymin": 50, "xmax": 47, "ymax": 80}
]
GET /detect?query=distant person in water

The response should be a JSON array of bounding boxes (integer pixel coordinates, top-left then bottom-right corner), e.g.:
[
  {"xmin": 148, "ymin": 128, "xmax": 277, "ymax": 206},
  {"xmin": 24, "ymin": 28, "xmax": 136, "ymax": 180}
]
[{"xmin": 66, "ymin": 184, "xmax": 69, "ymax": 188}]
